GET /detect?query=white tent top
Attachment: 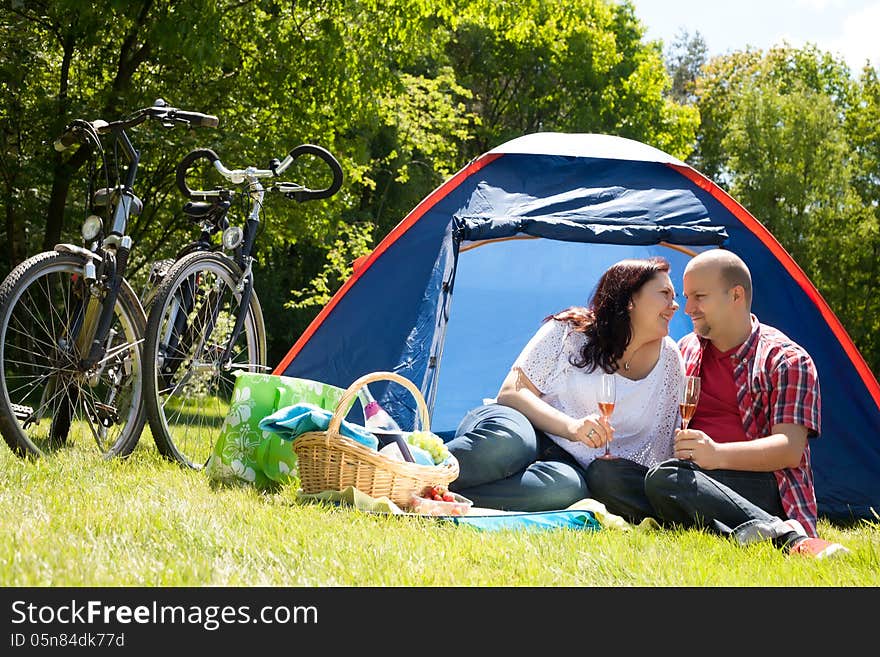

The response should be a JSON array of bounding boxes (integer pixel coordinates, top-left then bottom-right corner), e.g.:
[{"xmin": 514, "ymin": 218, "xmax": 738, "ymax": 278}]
[{"xmin": 488, "ymin": 132, "xmax": 686, "ymax": 166}]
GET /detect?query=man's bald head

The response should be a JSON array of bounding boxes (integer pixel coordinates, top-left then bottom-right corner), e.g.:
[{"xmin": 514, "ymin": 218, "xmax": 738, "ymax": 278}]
[{"xmin": 685, "ymin": 250, "xmax": 753, "ymax": 308}]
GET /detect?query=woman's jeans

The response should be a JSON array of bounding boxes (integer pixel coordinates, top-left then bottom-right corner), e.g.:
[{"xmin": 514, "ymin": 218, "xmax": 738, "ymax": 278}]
[
  {"xmin": 585, "ymin": 457, "xmax": 802, "ymax": 549},
  {"xmin": 445, "ymin": 404, "xmax": 590, "ymax": 511}
]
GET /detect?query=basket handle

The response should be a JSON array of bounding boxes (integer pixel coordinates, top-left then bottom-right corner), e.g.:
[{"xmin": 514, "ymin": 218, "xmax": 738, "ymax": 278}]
[{"xmin": 328, "ymin": 371, "xmax": 431, "ymax": 436}]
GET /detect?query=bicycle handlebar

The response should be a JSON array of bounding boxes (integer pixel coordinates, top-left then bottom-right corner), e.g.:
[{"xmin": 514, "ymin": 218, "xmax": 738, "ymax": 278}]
[
  {"xmin": 53, "ymin": 119, "xmax": 109, "ymax": 152},
  {"xmin": 175, "ymin": 143, "xmax": 343, "ymax": 203},
  {"xmin": 168, "ymin": 109, "xmax": 219, "ymax": 129},
  {"xmin": 53, "ymin": 99, "xmax": 218, "ymax": 152}
]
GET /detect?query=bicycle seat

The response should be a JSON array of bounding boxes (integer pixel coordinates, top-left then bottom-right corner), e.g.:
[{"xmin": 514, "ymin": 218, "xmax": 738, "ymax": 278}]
[
  {"xmin": 183, "ymin": 200, "xmax": 230, "ymax": 219},
  {"xmin": 182, "ymin": 201, "xmax": 215, "ymax": 218},
  {"xmin": 92, "ymin": 188, "xmax": 143, "ymax": 215}
]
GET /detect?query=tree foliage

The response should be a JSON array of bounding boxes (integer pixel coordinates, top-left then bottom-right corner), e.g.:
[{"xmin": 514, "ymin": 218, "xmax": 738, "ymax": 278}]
[
  {"xmin": 444, "ymin": 0, "xmax": 699, "ymax": 160},
  {"xmin": 691, "ymin": 44, "xmax": 880, "ymax": 374},
  {"xmin": 665, "ymin": 28, "xmax": 708, "ymax": 105},
  {"xmin": 0, "ymin": 0, "xmax": 687, "ymax": 364},
  {"xmin": 8, "ymin": 0, "xmax": 821, "ymax": 369}
]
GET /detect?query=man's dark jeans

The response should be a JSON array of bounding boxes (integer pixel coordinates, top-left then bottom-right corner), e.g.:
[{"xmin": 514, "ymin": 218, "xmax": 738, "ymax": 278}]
[{"xmin": 585, "ymin": 457, "xmax": 802, "ymax": 549}]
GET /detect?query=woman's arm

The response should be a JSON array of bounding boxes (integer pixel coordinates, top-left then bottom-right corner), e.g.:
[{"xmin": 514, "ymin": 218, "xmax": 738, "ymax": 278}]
[{"xmin": 496, "ymin": 368, "xmax": 611, "ymax": 448}]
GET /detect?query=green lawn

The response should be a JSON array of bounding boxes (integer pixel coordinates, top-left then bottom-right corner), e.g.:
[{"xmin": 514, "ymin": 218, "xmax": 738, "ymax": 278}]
[{"xmin": 1, "ymin": 436, "xmax": 878, "ymax": 587}]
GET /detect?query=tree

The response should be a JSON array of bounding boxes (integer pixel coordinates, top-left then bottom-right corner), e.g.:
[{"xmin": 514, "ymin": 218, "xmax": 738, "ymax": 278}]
[
  {"xmin": 665, "ymin": 28, "xmax": 708, "ymax": 105},
  {"xmin": 692, "ymin": 44, "xmax": 880, "ymax": 374},
  {"xmin": 839, "ymin": 65, "xmax": 880, "ymax": 369},
  {"xmin": 444, "ymin": 0, "xmax": 699, "ymax": 161}
]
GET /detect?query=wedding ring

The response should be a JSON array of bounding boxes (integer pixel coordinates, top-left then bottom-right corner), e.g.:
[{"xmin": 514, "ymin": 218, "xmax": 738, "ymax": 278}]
[{"xmin": 587, "ymin": 428, "xmax": 597, "ymax": 438}]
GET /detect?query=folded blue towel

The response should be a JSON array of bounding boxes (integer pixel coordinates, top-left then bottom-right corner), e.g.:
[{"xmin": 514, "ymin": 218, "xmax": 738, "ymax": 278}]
[{"xmin": 258, "ymin": 402, "xmax": 379, "ymax": 450}]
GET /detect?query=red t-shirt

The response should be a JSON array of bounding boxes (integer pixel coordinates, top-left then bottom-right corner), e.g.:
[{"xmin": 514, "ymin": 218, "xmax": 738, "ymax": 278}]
[{"xmin": 689, "ymin": 342, "xmax": 749, "ymax": 443}]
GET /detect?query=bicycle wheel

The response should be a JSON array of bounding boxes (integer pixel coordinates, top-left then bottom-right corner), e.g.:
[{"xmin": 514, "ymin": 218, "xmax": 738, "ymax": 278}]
[
  {"xmin": 143, "ymin": 251, "xmax": 266, "ymax": 468},
  {"xmin": 0, "ymin": 251, "xmax": 147, "ymax": 458}
]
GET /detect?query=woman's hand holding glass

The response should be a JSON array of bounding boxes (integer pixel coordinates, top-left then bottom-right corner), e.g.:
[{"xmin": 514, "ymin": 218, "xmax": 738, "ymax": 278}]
[{"xmin": 568, "ymin": 414, "xmax": 613, "ymax": 449}]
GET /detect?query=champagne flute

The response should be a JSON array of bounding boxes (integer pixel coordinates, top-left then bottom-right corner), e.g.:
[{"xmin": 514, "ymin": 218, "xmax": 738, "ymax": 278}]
[
  {"xmin": 596, "ymin": 373, "xmax": 616, "ymax": 460},
  {"xmin": 680, "ymin": 375, "xmax": 701, "ymax": 430}
]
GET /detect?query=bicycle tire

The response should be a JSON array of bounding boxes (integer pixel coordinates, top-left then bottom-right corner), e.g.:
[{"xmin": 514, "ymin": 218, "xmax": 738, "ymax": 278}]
[
  {"xmin": 0, "ymin": 251, "xmax": 147, "ymax": 458},
  {"xmin": 143, "ymin": 251, "xmax": 266, "ymax": 469}
]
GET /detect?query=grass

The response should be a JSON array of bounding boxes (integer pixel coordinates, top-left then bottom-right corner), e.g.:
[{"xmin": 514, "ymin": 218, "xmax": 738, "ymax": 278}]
[{"xmin": 1, "ymin": 435, "xmax": 878, "ymax": 587}]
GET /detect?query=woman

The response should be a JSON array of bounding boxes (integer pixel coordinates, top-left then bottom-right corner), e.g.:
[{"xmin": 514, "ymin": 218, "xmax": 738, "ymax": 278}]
[{"xmin": 446, "ymin": 257, "xmax": 685, "ymax": 511}]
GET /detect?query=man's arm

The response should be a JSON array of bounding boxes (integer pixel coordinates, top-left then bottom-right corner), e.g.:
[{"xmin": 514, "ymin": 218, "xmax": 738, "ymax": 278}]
[{"xmin": 673, "ymin": 423, "xmax": 808, "ymax": 471}]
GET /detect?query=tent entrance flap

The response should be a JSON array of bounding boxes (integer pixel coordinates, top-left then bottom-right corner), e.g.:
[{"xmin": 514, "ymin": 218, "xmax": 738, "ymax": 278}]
[{"xmin": 452, "ymin": 170, "xmax": 730, "ymax": 247}]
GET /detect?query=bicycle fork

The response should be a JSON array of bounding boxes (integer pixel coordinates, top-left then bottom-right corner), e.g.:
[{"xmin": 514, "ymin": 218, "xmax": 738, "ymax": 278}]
[
  {"xmin": 160, "ymin": 266, "xmax": 254, "ymax": 383},
  {"xmin": 78, "ymin": 238, "xmax": 131, "ymax": 370},
  {"xmin": 218, "ymin": 260, "xmax": 254, "ymax": 368}
]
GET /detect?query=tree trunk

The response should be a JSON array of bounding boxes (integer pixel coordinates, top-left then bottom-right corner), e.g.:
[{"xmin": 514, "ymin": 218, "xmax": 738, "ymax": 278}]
[
  {"xmin": 42, "ymin": 31, "xmax": 75, "ymax": 252},
  {"xmin": 42, "ymin": 1, "xmax": 154, "ymax": 252},
  {"xmin": 4, "ymin": 194, "xmax": 26, "ymax": 273}
]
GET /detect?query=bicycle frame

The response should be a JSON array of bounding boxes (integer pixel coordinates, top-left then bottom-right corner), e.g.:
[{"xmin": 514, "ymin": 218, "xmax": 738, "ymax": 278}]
[
  {"xmin": 76, "ymin": 127, "xmax": 140, "ymax": 370},
  {"xmin": 53, "ymin": 101, "xmax": 217, "ymax": 375},
  {"xmin": 218, "ymin": 174, "xmax": 263, "ymax": 366},
  {"xmin": 158, "ymin": 176, "xmax": 262, "ymax": 381}
]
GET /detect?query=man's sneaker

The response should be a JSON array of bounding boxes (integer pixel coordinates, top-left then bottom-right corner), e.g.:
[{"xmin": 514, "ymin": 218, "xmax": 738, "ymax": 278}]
[
  {"xmin": 782, "ymin": 518, "xmax": 808, "ymax": 538},
  {"xmin": 789, "ymin": 536, "xmax": 851, "ymax": 560}
]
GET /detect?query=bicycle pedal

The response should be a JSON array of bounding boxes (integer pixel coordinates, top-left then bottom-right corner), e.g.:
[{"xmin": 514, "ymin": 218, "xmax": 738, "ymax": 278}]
[{"xmin": 11, "ymin": 403, "xmax": 35, "ymax": 422}]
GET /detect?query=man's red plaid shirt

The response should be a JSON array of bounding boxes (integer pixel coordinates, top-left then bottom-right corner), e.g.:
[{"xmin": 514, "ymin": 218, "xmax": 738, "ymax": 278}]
[{"xmin": 678, "ymin": 315, "xmax": 821, "ymax": 536}]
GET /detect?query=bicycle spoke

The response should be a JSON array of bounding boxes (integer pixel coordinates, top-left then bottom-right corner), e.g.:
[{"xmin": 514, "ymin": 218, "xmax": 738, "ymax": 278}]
[
  {"xmin": 22, "ymin": 375, "xmax": 72, "ymax": 425},
  {"xmin": 0, "ymin": 254, "xmax": 144, "ymax": 457},
  {"xmin": 78, "ymin": 383, "xmax": 114, "ymax": 451},
  {"xmin": 5, "ymin": 370, "xmax": 56, "ymax": 400},
  {"xmin": 32, "ymin": 275, "xmax": 69, "ymax": 348},
  {"xmin": 2, "ymin": 357, "xmax": 74, "ymax": 373},
  {"xmin": 7, "ymin": 316, "xmax": 69, "ymax": 356},
  {"xmin": 38, "ymin": 270, "xmax": 64, "ymax": 345},
  {"xmin": 145, "ymin": 253, "xmax": 264, "ymax": 468},
  {"xmin": 91, "ymin": 338, "xmax": 143, "ymax": 368}
]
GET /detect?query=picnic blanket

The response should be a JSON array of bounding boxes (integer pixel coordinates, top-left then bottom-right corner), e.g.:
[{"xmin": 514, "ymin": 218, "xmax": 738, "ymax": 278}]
[{"xmin": 296, "ymin": 486, "xmax": 662, "ymax": 533}]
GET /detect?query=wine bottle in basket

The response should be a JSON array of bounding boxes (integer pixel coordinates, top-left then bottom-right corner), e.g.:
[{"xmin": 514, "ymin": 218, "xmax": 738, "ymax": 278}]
[
  {"xmin": 357, "ymin": 384, "xmax": 402, "ymax": 431},
  {"xmin": 357, "ymin": 384, "xmax": 414, "ymax": 462}
]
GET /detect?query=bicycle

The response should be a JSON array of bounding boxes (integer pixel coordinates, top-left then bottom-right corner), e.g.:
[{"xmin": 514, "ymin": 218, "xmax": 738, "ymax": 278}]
[
  {"xmin": 141, "ymin": 142, "xmax": 343, "ymax": 468},
  {"xmin": 0, "ymin": 99, "xmax": 218, "ymax": 458}
]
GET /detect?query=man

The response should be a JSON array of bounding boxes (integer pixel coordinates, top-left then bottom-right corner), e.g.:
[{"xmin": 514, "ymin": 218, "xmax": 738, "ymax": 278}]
[{"xmin": 586, "ymin": 249, "xmax": 849, "ymax": 559}]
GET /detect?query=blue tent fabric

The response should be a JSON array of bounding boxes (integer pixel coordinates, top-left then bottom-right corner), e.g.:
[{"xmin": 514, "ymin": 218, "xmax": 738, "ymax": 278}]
[
  {"xmin": 455, "ymin": 158, "xmax": 729, "ymax": 245},
  {"xmin": 276, "ymin": 132, "xmax": 880, "ymax": 522}
]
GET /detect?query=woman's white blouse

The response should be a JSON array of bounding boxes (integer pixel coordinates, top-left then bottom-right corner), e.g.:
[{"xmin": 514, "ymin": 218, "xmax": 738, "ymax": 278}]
[{"xmin": 512, "ymin": 319, "xmax": 685, "ymax": 469}]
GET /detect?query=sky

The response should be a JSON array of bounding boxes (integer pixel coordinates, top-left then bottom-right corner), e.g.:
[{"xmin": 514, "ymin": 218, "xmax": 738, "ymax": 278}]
[{"xmin": 627, "ymin": 0, "xmax": 880, "ymax": 73}]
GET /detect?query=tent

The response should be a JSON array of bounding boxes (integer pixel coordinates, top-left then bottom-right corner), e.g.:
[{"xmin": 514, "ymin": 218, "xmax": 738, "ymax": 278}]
[{"xmin": 274, "ymin": 132, "xmax": 880, "ymax": 521}]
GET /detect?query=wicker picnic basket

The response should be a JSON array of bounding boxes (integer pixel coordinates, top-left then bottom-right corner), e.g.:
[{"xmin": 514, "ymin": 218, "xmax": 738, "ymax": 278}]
[{"xmin": 292, "ymin": 371, "xmax": 459, "ymax": 507}]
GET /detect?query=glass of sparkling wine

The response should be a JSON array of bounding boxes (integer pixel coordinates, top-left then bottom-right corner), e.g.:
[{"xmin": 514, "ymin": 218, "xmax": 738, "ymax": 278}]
[
  {"xmin": 597, "ymin": 373, "xmax": 616, "ymax": 459},
  {"xmin": 680, "ymin": 375, "xmax": 701, "ymax": 430}
]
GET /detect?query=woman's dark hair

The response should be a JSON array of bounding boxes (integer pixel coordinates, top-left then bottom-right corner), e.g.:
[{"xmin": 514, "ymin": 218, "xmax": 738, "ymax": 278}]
[{"xmin": 545, "ymin": 257, "xmax": 671, "ymax": 374}]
